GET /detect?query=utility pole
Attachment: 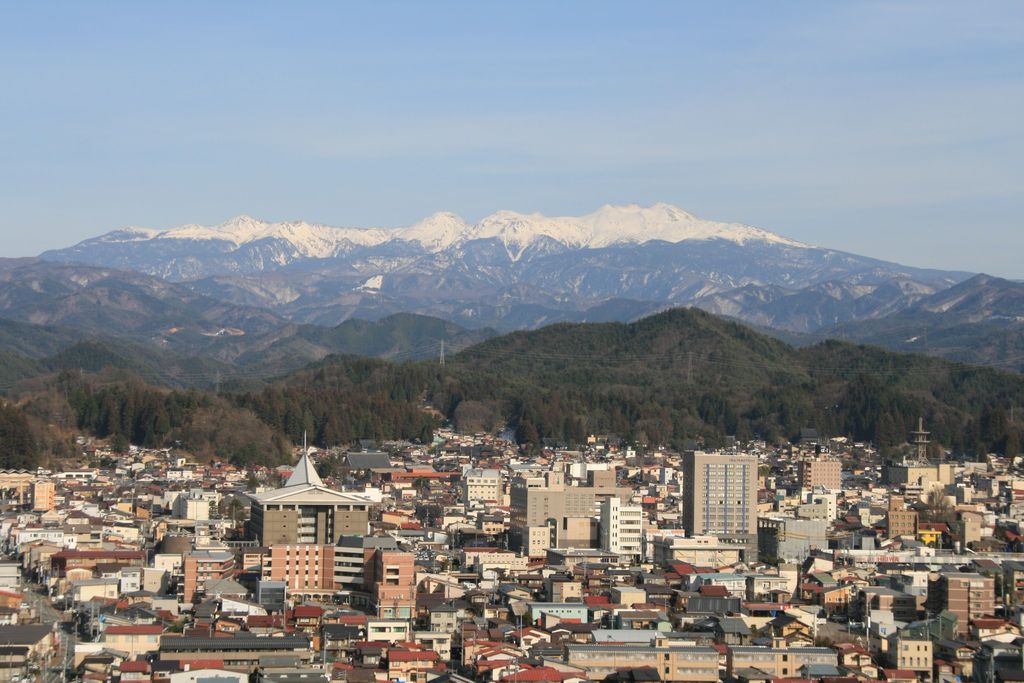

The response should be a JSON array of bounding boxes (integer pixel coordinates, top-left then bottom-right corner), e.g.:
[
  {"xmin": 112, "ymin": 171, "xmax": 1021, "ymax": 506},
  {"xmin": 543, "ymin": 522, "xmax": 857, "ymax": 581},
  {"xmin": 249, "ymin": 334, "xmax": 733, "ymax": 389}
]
[{"xmin": 686, "ymin": 351, "xmax": 693, "ymax": 384}]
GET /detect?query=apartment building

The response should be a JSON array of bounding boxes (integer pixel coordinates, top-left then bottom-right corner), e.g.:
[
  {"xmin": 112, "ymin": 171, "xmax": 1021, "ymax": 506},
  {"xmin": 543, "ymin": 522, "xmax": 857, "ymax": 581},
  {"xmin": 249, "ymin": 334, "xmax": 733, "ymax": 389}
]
[
  {"xmin": 887, "ymin": 495, "xmax": 919, "ymax": 539},
  {"xmin": 366, "ymin": 549, "xmax": 416, "ymax": 619},
  {"xmin": 182, "ymin": 550, "xmax": 234, "ymax": 604},
  {"xmin": 926, "ymin": 571, "xmax": 995, "ymax": 637}
]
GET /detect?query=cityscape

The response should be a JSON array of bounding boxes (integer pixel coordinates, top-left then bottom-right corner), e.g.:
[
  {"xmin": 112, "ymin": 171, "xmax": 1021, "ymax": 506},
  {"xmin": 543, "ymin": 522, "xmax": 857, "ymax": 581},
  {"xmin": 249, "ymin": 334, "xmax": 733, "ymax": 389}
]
[{"xmin": 1, "ymin": 4, "xmax": 1023, "ymax": 683}]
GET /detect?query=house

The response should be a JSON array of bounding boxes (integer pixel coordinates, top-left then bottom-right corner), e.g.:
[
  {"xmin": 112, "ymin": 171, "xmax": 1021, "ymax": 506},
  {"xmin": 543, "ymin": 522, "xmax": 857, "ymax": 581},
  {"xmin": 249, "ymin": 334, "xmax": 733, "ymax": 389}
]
[{"xmin": 102, "ymin": 625, "xmax": 164, "ymax": 659}]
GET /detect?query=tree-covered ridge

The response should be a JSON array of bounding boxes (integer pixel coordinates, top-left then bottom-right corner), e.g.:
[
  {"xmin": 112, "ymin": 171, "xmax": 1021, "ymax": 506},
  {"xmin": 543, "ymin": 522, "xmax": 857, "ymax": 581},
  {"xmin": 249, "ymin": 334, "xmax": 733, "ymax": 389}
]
[
  {"xmin": 428, "ymin": 308, "xmax": 1024, "ymax": 454},
  {"xmin": 1, "ymin": 306, "xmax": 1023, "ymax": 468}
]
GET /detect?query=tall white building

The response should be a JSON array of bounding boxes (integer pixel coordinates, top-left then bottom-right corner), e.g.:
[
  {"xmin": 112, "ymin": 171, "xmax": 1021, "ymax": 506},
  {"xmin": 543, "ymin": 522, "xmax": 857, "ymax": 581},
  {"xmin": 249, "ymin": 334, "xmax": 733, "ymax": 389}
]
[
  {"xmin": 682, "ymin": 450, "xmax": 759, "ymax": 561},
  {"xmin": 600, "ymin": 497, "xmax": 643, "ymax": 562}
]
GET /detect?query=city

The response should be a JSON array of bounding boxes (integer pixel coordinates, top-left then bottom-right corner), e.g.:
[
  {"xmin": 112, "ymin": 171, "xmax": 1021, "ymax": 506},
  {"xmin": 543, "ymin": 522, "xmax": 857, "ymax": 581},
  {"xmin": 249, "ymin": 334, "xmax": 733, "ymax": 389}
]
[{"xmin": 0, "ymin": 421, "xmax": 1020, "ymax": 683}]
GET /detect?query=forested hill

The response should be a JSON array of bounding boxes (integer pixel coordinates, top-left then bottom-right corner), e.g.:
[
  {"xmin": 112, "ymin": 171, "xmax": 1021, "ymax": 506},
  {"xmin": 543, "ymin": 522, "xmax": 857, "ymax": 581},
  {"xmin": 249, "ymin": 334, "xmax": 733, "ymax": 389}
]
[
  {"xmin": 4, "ymin": 307, "xmax": 1024, "ymax": 469},
  {"xmin": 424, "ymin": 308, "xmax": 1024, "ymax": 454}
]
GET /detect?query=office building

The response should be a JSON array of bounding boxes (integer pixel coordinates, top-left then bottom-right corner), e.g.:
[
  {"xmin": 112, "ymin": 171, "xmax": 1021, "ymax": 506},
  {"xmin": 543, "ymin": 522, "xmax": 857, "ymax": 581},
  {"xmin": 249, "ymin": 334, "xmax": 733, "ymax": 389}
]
[{"xmin": 681, "ymin": 451, "xmax": 759, "ymax": 561}]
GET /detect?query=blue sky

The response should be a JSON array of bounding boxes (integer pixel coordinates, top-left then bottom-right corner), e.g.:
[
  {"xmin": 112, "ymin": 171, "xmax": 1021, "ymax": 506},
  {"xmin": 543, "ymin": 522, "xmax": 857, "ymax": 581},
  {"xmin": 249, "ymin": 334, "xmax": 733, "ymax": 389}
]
[{"xmin": 1, "ymin": 2, "xmax": 1021, "ymax": 276}]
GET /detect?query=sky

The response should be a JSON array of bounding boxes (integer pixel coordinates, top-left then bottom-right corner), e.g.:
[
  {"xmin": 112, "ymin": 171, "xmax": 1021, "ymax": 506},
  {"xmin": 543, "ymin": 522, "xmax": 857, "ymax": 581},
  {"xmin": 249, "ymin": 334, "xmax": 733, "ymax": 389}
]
[{"xmin": 0, "ymin": 2, "xmax": 1021, "ymax": 277}]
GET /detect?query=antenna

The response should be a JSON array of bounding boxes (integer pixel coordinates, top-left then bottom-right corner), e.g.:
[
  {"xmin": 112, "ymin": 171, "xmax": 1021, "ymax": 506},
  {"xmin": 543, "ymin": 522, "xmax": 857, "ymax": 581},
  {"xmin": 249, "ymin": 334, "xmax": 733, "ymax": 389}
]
[
  {"xmin": 686, "ymin": 351, "xmax": 693, "ymax": 384},
  {"xmin": 303, "ymin": 431, "xmax": 307, "ymax": 455},
  {"xmin": 439, "ymin": 340, "xmax": 446, "ymax": 367}
]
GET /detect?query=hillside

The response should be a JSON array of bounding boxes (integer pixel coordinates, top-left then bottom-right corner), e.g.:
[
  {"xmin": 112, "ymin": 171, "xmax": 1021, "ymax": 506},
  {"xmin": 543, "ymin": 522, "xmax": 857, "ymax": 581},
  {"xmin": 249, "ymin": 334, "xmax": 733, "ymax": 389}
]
[
  {"xmin": 233, "ymin": 313, "xmax": 496, "ymax": 374},
  {"xmin": 305, "ymin": 308, "xmax": 1024, "ymax": 455},
  {"xmin": 824, "ymin": 274, "xmax": 1024, "ymax": 372},
  {"xmin": 5, "ymin": 306, "xmax": 1024, "ymax": 470}
]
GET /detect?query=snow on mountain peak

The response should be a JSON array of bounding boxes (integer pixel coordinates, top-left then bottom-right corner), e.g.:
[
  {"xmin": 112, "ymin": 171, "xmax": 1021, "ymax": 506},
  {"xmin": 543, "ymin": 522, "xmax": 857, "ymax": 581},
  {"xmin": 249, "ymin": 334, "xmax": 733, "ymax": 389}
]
[
  {"xmin": 580, "ymin": 203, "xmax": 803, "ymax": 248},
  {"xmin": 94, "ymin": 203, "xmax": 805, "ymax": 259},
  {"xmin": 397, "ymin": 212, "xmax": 472, "ymax": 251}
]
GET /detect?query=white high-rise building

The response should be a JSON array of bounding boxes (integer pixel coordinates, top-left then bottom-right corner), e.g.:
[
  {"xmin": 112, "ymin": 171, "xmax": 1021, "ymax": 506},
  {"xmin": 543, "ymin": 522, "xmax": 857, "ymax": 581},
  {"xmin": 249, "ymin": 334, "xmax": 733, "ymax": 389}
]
[{"xmin": 600, "ymin": 497, "xmax": 643, "ymax": 562}]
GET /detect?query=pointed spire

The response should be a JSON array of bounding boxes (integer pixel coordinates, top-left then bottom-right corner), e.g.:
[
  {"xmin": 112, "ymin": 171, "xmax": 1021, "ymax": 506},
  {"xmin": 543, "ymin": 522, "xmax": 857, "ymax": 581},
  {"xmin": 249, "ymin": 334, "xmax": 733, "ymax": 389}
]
[{"xmin": 285, "ymin": 450, "xmax": 324, "ymax": 488}]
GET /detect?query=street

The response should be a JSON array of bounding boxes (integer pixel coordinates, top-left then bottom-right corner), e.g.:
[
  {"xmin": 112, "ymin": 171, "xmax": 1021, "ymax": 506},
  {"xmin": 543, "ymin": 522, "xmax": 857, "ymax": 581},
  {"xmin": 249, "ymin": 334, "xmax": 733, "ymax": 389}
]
[{"xmin": 19, "ymin": 577, "xmax": 74, "ymax": 683}]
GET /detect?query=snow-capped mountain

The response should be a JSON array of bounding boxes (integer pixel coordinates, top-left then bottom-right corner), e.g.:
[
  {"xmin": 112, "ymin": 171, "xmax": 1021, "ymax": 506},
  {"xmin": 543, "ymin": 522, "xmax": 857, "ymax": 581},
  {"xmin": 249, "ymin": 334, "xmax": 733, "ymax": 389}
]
[
  {"xmin": 53, "ymin": 203, "xmax": 806, "ymax": 272},
  {"xmin": 40, "ymin": 203, "xmax": 971, "ymax": 332}
]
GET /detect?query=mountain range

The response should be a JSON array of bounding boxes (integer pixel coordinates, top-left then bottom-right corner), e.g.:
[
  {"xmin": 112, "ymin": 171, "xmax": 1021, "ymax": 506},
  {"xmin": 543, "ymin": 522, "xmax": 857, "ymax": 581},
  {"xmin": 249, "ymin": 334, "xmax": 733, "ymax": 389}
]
[{"xmin": 0, "ymin": 202, "xmax": 1010, "ymax": 376}]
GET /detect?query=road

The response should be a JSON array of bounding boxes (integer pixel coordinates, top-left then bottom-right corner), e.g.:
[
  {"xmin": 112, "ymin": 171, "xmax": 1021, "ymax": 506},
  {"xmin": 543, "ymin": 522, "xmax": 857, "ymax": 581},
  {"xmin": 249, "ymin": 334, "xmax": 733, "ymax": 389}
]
[{"xmin": 19, "ymin": 577, "xmax": 75, "ymax": 683}]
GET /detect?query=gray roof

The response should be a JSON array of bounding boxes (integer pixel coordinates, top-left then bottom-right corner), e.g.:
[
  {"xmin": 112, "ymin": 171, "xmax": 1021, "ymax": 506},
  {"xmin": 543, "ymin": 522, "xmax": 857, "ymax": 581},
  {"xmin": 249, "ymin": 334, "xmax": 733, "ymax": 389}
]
[
  {"xmin": 567, "ymin": 644, "xmax": 718, "ymax": 655},
  {"xmin": 0, "ymin": 624, "xmax": 52, "ymax": 645},
  {"xmin": 159, "ymin": 634, "xmax": 310, "ymax": 652},
  {"xmin": 718, "ymin": 617, "xmax": 751, "ymax": 635},
  {"xmin": 345, "ymin": 453, "xmax": 392, "ymax": 470}
]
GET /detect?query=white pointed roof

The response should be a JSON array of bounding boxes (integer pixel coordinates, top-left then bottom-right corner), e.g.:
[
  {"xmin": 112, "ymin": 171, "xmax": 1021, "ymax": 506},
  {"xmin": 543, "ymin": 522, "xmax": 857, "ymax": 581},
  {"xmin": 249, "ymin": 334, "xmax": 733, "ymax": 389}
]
[
  {"xmin": 286, "ymin": 451, "xmax": 324, "ymax": 487},
  {"xmin": 251, "ymin": 450, "xmax": 372, "ymax": 506}
]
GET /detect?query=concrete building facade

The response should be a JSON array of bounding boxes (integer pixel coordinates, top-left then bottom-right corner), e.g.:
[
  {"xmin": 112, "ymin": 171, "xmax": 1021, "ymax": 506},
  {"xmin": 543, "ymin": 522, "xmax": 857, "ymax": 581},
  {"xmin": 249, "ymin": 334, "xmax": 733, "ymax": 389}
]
[
  {"xmin": 682, "ymin": 451, "xmax": 758, "ymax": 561},
  {"xmin": 248, "ymin": 453, "xmax": 373, "ymax": 545},
  {"xmin": 599, "ymin": 497, "xmax": 643, "ymax": 561}
]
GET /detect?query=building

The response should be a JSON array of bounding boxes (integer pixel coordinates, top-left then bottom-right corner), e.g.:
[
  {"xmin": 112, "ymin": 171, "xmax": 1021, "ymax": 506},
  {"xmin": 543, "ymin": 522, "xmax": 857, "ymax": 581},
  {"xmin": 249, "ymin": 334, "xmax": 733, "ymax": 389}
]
[
  {"xmin": 926, "ymin": 571, "xmax": 995, "ymax": 637},
  {"xmin": 172, "ymin": 493, "xmax": 211, "ymax": 521},
  {"xmin": 462, "ymin": 468, "xmax": 501, "ymax": 504},
  {"xmin": 31, "ymin": 480, "xmax": 55, "ymax": 512},
  {"xmin": 509, "ymin": 469, "xmax": 629, "ymax": 554},
  {"xmin": 600, "ymin": 497, "xmax": 643, "ymax": 562},
  {"xmin": 262, "ymin": 545, "xmax": 336, "ymax": 597},
  {"xmin": 182, "ymin": 550, "xmax": 235, "ymax": 604},
  {"xmin": 248, "ymin": 452, "xmax": 373, "ymax": 545},
  {"xmin": 366, "ymin": 548, "xmax": 415, "ymax": 619},
  {"xmin": 647, "ymin": 533, "xmax": 743, "ymax": 567},
  {"xmin": 101, "ymin": 625, "xmax": 164, "ymax": 659},
  {"xmin": 858, "ymin": 586, "xmax": 919, "ymax": 623},
  {"xmin": 334, "ymin": 535, "xmax": 400, "ymax": 593},
  {"xmin": 758, "ymin": 516, "xmax": 827, "ymax": 563},
  {"xmin": 798, "ymin": 458, "xmax": 842, "ymax": 490},
  {"xmin": 727, "ymin": 644, "xmax": 838, "ymax": 678},
  {"xmin": 157, "ymin": 634, "xmax": 312, "ymax": 672},
  {"xmin": 564, "ymin": 643, "xmax": 719, "ymax": 682},
  {"xmin": 886, "ymin": 634, "xmax": 932, "ymax": 679},
  {"xmin": 887, "ymin": 495, "xmax": 919, "ymax": 539},
  {"xmin": 681, "ymin": 451, "xmax": 758, "ymax": 561},
  {"xmin": 0, "ymin": 565, "xmax": 18, "ymax": 591}
]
